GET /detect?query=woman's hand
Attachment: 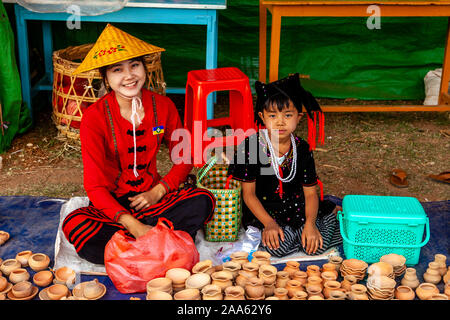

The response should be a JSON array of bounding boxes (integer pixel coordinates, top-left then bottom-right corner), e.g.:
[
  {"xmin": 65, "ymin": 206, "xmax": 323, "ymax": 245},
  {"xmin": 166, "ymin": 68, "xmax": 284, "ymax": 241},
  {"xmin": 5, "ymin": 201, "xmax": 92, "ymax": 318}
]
[
  {"xmin": 118, "ymin": 213, "xmax": 153, "ymax": 239},
  {"xmin": 128, "ymin": 183, "xmax": 167, "ymax": 211},
  {"xmin": 262, "ymin": 220, "xmax": 285, "ymax": 250},
  {"xmin": 301, "ymin": 222, "xmax": 323, "ymax": 255}
]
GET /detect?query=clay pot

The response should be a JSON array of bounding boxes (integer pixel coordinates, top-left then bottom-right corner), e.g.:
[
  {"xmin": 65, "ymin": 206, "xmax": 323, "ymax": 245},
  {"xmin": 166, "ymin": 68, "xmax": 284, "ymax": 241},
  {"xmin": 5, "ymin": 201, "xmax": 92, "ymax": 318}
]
[
  {"xmin": 401, "ymin": 268, "xmax": 420, "ymax": 289},
  {"xmin": 428, "ymin": 293, "xmax": 449, "ymax": 300},
  {"xmin": 306, "ymin": 283, "xmax": 323, "ymax": 297},
  {"xmin": 443, "ymin": 267, "xmax": 450, "ymax": 284},
  {"xmin": 230, "ymin": 251, "xmax": 249, "ymax": 266},
  {"xmin": 264, "ymin": 283, "xmax": 276, "ymax": 297},
  {"xmin": 275, "ymin": 271, "xmax": 290, "ymax": 288},
  {"xmin": 245, "ymin": 277, "xmax": 265, "ymax": 299},
  {"xmin": 323, "ymin": 280, "xmax": 342, "ymax": 299},
  {"xmin": 147, "ymin": 277, "xmax": 173, "ymax": 295},
  {"xmin": 368, "ymin": 262, "xmax": 394, "ymax": 278},
  {"xmin": 308, "ymin": 295, "xmax": 325, "ymax": 300},
  {"xmin": 166, "ymin": 268, "xmax": 191, "ymax": 286},
  {"xmin": 259, "ymin": 264, "xmax": 278, "ymax": 285},
  {"xmin": 274, "ymin": 287, "xmax": 289, "ymax": 300},
  {"xmin": 286, "ymin": 279, "xmax": 304, "ymax": 298},
  {"xmin": 146, "ymin": 290, "xmax": 173, "ymax": 300},
  {"xmin": 327, "ymin": 290, "xmax": 346, "ymax": 300},
  {"xmin": 33, "ymin": 270, "xmax": 54, "ymax": 287},
  {"xmin": 321, "ymin": 271, "xmax": 338, "ymax": 284},
  {"xmin": 0, "ymin": 276, "xmax": 8, "ymax": 291},
  {"xmin": 0, "ymin": 231, "xmax": 10, "ymax": 245},
  {"xmin": 292, "ymin": 270, "xmax": 308, "ymax": 286},
  {"xmin": 433, "ymin": 254, "xmax": 447, "ymax": 276},
  {"xmin": 322, "ymin": 263, "xmax": 338, "ymax": 277},
  {"xmin": 328, "ymin": 256, "xmax": 343, "ymax": 272},
  {"xmin": 290, "ymin": 290, "xmax": 308, "ymax": 300},
  {"xmin": 201, "ymin": 284, "xmax": 223, "ymax": 300},
  {"xmin": 0, "ymin": 259, "xmax": 21, "ymax": 276},
  {"xmin": 307, "ymin": 275, "xmax": 323, "ymax": 290},
  {"xmin": 251, "ymin": 251, "xmax": 271, "ymax": 266},
  {"xmin": 15, "ymin": 251, "xmax": 32, "ymax": 267},
  {"xmin": 348, "ymin": 284, "xmax": 369, "ymax": 300},
  {"xmin": 423, "ymin": 262, "xmax": 442, "ymax": 284},
  {"xmin": 192, "ymin": 260, "xmax": 214, "ymax": 275},
  {"xmin": 47, "ymin": 283, "xmax": 69, "ymax": 300},
  {"xmin": 174, "ymin": 288, "xmax": 201, "ymax": 300},
  {"xmin": 341, "ymin": 275, "xmax": 358, "ymax": 292},
  {"xmin": 28, "ymin": 253, "xmax": 50, "ymax": 272},
  {"xmin": 283, "ymin": 261, "xmax": 300, "ymax": 277},
  {"xmin": 211, "ymin": 271, "xmax": 233, "ymax": 292},
  {"xmin": 235, "ymin": 270, "xmax": 251, "ymax": 287},
  {"xmin": 222, "ymin": 261, "xmax": 241, "ymax": 278},
  {"xmin": 84, "ymin": 279, "xmax": 103, "ymax": 299},
  {"xmin": 9, "ymin": 268, "xmax": 30, "ymax": 284},
  {"xmin": 224, "ymin": 286, "xmax": 245, "ymax": 300},
  {"xmin": 416, "ymin": 283, "xmax": 439, "ymax": 300},
  {"xmin": 54, "ymin": 266, "xmax": 76, "ymax": 286},
  {"xmin": 242, "ymin": 262, "xmax": 259, "ymax": 278},
  {"xmin": 306, "ymin": 265, "xmax": 321, "ymax": 278},
  {"xmin": 394, "ymin": 285, "xmax": 415, "ymax": 300},
  {"xmin": 185, "ymin": 273, "xmax": 211, "ymax": 290},
  {"xmin": 11, "ymin": 281, "xmax": 33, "ymax": 298}
]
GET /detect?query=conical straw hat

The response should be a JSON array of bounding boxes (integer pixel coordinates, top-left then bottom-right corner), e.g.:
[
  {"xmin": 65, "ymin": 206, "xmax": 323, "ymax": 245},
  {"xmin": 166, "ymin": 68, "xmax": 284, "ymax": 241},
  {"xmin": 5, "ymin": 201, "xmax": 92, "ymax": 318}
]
[{"xmin": 73, "ymin": 23, "xmax": 165, "ymax": 75}]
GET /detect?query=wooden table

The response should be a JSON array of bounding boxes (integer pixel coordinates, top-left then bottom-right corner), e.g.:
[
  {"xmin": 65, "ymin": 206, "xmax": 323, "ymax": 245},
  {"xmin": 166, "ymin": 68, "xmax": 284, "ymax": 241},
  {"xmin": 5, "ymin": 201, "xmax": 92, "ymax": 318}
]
[{"xmin": 259, "ymin": 0, "xmax": 450, "ymax": 111}]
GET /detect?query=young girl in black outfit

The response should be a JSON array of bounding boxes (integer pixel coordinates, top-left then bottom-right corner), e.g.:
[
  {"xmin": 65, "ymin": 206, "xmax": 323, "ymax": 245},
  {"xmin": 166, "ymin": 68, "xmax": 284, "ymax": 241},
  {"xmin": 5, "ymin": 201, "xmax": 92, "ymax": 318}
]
[{"xmin": 227, "ymin": 74, "xmax": 342, "ymax": 258}]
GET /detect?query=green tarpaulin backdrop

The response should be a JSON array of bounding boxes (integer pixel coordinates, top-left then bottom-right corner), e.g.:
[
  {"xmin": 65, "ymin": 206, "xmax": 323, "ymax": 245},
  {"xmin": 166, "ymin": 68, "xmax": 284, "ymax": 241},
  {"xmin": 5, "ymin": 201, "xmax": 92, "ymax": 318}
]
[{"xmin": 0, "ymin": 0, "xmax": 448, "ymax": 153}]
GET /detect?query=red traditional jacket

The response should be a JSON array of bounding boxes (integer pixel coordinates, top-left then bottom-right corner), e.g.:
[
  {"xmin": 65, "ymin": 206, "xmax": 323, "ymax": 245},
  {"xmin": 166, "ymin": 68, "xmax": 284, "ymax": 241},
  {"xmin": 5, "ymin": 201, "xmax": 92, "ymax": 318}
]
[{"xmin": 80, "ymin": 89, "xmax": 192, "ymax": 222}]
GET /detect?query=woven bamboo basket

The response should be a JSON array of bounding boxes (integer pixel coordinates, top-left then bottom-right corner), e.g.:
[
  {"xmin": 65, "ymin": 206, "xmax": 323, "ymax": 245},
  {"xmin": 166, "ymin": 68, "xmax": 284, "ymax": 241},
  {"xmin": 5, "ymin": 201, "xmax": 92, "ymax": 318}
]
[
  {"xmin": 52, "ymin": 43, "xmax": 166, "ymax": 140},
  {"xmin": 197, "ymin": 156, "xmax": 242, "ymax": 242}
]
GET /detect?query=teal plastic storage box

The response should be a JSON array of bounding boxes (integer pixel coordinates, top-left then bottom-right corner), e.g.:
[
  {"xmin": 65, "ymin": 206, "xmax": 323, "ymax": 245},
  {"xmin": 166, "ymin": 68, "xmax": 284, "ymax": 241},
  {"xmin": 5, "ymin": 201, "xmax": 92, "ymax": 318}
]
[{"xmin": 337, "ymin": 195, "xmax": 430, "ymax": 265}]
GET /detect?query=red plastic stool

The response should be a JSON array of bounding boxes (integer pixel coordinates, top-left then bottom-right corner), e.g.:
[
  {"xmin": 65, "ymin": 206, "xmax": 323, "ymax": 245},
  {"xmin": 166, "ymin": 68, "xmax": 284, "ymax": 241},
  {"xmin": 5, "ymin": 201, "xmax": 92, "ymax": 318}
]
[{"xmin": 184, "ymin": 67, "xmax": 256, "ymax": 166}]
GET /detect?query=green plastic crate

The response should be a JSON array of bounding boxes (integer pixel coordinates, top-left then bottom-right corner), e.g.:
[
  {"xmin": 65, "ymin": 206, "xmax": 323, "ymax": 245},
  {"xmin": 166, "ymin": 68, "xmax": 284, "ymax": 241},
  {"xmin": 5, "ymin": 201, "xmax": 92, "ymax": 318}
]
[{"xmin": 337, "ymin": 195, "xmax": 430, "ymax": 265}]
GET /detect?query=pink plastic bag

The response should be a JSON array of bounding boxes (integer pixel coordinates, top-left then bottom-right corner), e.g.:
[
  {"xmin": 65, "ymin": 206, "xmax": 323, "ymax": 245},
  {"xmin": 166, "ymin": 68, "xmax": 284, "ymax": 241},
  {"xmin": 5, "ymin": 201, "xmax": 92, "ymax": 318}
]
[{"xmin": 104, "ymin": 217, "xmax": 199, "ymax": 293}]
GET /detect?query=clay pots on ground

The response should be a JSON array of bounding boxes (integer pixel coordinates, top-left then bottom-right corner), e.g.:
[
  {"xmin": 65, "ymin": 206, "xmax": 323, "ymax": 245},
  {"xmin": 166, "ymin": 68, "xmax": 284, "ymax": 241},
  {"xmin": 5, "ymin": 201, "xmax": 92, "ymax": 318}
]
[
  {"xmin": 394, "ymin": 285, "xmax": 415, "ymax": 300},
  {"xmin": 15, "ymin": 250, "xmax": 32, "ymax": 267},
  {"xmin": 28, "ymin": 253, "xmax": 50, "ymax": 272},
  {"xmin": 401, "ymin": 268, "xmax": 420, "ymax": 289},
  {"xmin": 33, "ymin": 270, "xmax": 54, "ymax": 287},
  {"xmin": 292, "ymin": 270, "xmax": 308, "ymax": 286},
  {"xmin": 201, "ymin": 284, "xmax": 223, "ymax": 300},
  {"xmin": 192, "ymin": 260, "xmax": 214, "ymax": 275},
  {"xmin": 275, "ymin": 271, "xmax": 290, "ymax": 288},
  {"xmin": 174, "ymin": 288, "xmax": 201, "ymax": 300},
  {"xmin": 245, "ymin": 277, "xmax": 265, "ymax": 300},
  {"xmin": 146, "ymin": 290, "xmax": 173, "ymax": 300},
  {"xmin": 323, "ymin": 280, "xmax": 342, "ymax": 299},
  {"xmin": 222, "ymin": 261, "xmax": 241, "ymax": 279},
  {"xmin": 166, "ymin": 268, "xmax": 191, "ymax": 292},
  {"xmin": 341, "ymin": 275, "xmax": 358, "ymax": 292},
  {"xmin": 348, "ymin": 284, "xmax": 369, "ymax": 300},
  {"xmin": 340, "ymin": 259, "xmax": 368, "ymax": 281},
  {"xmin": 0, "ymin": 276, "xmax": 8, "ymax": 292},
  {"xmin": 273, "ymin": 287, "xmax": 289, "ymax": 300},
  {"xmin": 423, "ymin": 262, "xmax": 442, "ymax": 284},
  {"xmin": 328, "ymin": 256, "xmax": 343, "ymax": 273},
  {"xmin": 47, "ymin": 283, "xmax": 69, "ymax": 300},
  {"xmin": 147, "ymin": 277, "xmax": 173, "ymax": 295},
  {"xmin": 285, "ymin": 279, "xmax": 304, "ymax": 298},
  {"xmin": 0, "ymin": 259, "xmax": 21, "ymax": 276},
  {"xmin": 416, "ymin": 283, "xmax": 439, "ymax": 300},
  {"xmin": 251, "ymin": 251, "xmax": 271, "ymax": 266},
  {"xmin": 185, "ymin": 273, "xmax": 211, "ymax": 290},
  {"xmin": 230, "ymin": 251, "xmax": 249, "ymax": 266},
  {"xmin": 9, "ymin": 268, "xmax": 30, "ymax": 284},
  {"xmin": 211, "ymin": 271, "xmax": 233, "ymax": 292},
  {"xmin": 306, "ymin": 265, "xmax": 321, "ymax": 278},
  {"xmin": 433, "ymin": 254, "xmax": 447, "ymax": 276},
  {"xmin": 259, "ymin": 264, "xmax": 278, "ymax": 285},
  {"xmin": 54, "ymin": 266, "xmax": 76, "ymax": 286},
  {"xmin": 283, "ymin": 261, "xmax": 300, "ymax": 277},
  {"xmin": 445, "ymin": 283, "xmax": 450, "ymax": 298},
  {"xmin": 224, "ymin": 286, "xmax": 245, "ymax": 300},
  {"xmin": 242, "ymin": 262, "xmax": 259, "ymax": 278}
]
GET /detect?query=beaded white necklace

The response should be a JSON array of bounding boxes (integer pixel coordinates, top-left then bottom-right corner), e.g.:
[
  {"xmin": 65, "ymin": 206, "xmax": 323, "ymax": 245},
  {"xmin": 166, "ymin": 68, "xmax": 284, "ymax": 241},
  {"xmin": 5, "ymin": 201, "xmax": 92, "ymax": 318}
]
[{"xmin": 261, "ymin": 129, "xmax": 297, "ymax": 183}]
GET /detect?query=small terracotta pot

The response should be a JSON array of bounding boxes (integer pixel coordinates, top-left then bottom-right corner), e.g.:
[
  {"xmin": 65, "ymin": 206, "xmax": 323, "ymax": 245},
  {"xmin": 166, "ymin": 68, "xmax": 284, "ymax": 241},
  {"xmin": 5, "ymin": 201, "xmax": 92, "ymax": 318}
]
[
  {"xmin": 0, "ymin": 259, "xmax": 21, "ymax": 276},
  {"xmin": 445, "ymin": 283, "xmax": 450, "ymax": 298},
  {"xmin": 230, "ymin": 251, "xmax": 249, "ymax": 266},
  {"xmin": 401, "ymin": 268, "xmax": 420, "ymax": 289},
  {"xmin": 9, "ymin": 268, "xmax": 30, "ymax": 284},
  {"xmin": 322, "ymin": 263, "xmax": 338, "ymax": 277},
  {"xmin": 224, "ymin": 286, "xmax": 245, "ymax": 300},
  {"xmin": 47, "ymin": 283, "xmax": 69, "ymax": 300},
  {"xmin": 245, "ymin": 277, "xmax": 265, "ymax": 299},
  {"xmin": 276, "ymin": 271, "xmax": 290, "ymax": 288},
  {"xmin": 433, "ymin": 254, "xmax": 447, "ymax": 276},
  {"xmin": 327, "ymin": 290, "xmax": 346, "ymax": 300},
  {"xmin": 423, "ymin": 263, "xmax": 442, "ymax": 285},
  {"xmin": 341, "ymin": 275, "xmax": 358, "ymax": 292},
  {"xmin": 283, "ymin": 261, "xmax": 300, "ymax": 277},
  {"xmin": 201, "ymin": 284, "xmax": 223, "ymax": 300},
  {"xmin": 166, "ymin": 268, "xmax": 191, "ymax": 285},
  {"xmin": 348, "ymin": 284, "xmax": 368, "ymax": 300},
  {"xmin": 307, "ymin": 275, "xmax": 323, "ymax": 290},
  {"xmin": 0, "ymin": 276, "xmax": 8, "ymax": 291},
  {"xmin": 84, "ymin": 279, "xmax": 103, "ymax": 299},
  {"xmin": 147, "ymin": 277, "xmax": 173, "ymax": 294},
  {"xmin": 192, "ymin": 259, "xmax": 213, "ymax": 274},
  {"xmin": 321, "ymin": 271, "xmax": 337, "ymax": 284},
  {"xmin": 251, "ymin": 251, "xmax": 271, "ymax": 266},
  {"xmin": 54, "ymin": 266, "xmax": 76, "ymax": 285},
  {"xmin": 28, "ymin": 253, "xmax": 50, "ymax": 272},
  {"xmin": 273, "ymin": 287, "xmax": 289, "ymax": 300},
  {"xmin": 235, "ymin": 270, "xmax": 251, "ymax": 287},
  {"xmin": 395, "ymin": 285, "xmax": 415, "ymax": 300},
  {"xmin": 11, "ymin": 281, "xmax": 32, "ymax": 298},
  {"xmin": 242, "ymin": 262, "xmax": 259, "ymax": 278},
  {"xmin": 174, "ymin": 288, "xmax": 201, "ymax": 300},
  {"xmin": 290, "ymin": 290, "xmax": 308, "ymax": 300},
  {"xmin": 185, "ymin": 273, "xmax": 211, "ymax": 290},
  {"xmin": 286, "ymin": 279, "xmax": 304, "ymax": 298},
  {"xmin": 33, "ymin": 270, "xmax": 54, "ymax": 287},
  {"xmin": 222, "ymin": 261, "xmax": 241, "ymax": 279},
  {"xmin": 306, "ymin": 265, "xmax": 321, "ymax": 278},
  {"xmin": 259, "ymin": 264, "xmax": 278, "ymax": 285},
  {"xmin": 428, "ymin": 293, "xmax": 449, "ymax": 300},
  {"xmin": 211, "ymin": 271, "xmax": 233, "ymax": 292},
  {"xmin": 146, "ymin": 290, "xmax": 173, "ymax": 300},
  {"xmin": 292, "ymin": 270, "xmax": 308, "ymax": 286},
  {"xmin": 323, "ymin": 280, "xmax": 341, "ymax": 299},
  {"xmin": 416, "ymin": 283, "xmax": 439, "ymax": 300},
  {"xmin": 15, "ymin": 251, "xmax": 32, "ymax": 267}
]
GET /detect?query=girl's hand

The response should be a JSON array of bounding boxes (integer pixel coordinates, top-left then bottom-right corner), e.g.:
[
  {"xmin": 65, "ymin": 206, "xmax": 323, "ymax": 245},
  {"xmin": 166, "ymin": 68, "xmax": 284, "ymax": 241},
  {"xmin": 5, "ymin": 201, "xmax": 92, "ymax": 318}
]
[
  {"xmin": 262, "ymin": 220, "xmax": 285, "ymax": 250},
  {"xmin": 301, "ymin": 222, "xmax": 323, "ymax": 255},
  {"xmin": 128, "ymin": 183, "xmax": 166, "ymax": 211}
]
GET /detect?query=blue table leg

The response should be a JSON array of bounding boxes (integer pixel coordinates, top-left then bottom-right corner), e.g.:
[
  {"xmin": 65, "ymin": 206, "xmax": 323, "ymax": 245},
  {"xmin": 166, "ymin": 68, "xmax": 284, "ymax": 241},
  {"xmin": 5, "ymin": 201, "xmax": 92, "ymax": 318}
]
[
  {"xmin": 14, "ymin": 5, "xmax": 32, "ymax": 120},
  {"xmin": 42, "ymin": 21, "xmax": 53, "ymax": 84}
]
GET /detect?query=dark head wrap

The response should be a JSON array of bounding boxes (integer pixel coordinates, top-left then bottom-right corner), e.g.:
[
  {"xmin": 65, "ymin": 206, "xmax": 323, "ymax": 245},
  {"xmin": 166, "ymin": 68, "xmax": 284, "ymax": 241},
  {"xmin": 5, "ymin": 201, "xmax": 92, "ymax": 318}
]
[{"xmin": 254, "ymin": 73, "xmax": 325, "ymax": 150}]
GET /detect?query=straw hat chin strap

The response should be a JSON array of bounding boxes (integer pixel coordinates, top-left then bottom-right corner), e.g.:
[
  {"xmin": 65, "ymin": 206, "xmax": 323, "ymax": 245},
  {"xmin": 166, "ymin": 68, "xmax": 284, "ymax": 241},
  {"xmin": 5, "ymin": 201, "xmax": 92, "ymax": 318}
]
[{"xmin": 130, "ymin": 96, "xmax": 143, "ymax": 177}]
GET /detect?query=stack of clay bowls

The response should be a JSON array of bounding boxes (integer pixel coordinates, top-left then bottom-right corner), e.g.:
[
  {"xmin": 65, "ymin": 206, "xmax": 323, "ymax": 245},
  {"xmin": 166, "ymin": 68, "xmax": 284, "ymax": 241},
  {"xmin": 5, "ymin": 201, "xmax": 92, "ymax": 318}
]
[
  {"xmin": 146, "ymin": 277, "xmax": 173, "ymax": 300},
  {"xmin": 340, "ymin": 259, "xmax": 368, "ymax": 281},
  {"xmin": 380, "ymin": 253, "xmax": 406, "ymax": 277},
  {"xmin": 366, "ymin": 275, "xmax": 396, "ymax": 300},
  {"xmin": 367, "ymin": 262, "xmax": 395, "ymax": 279},
  {"xmin": 165, "ymin": 268, "xmax": 191, "ymax": 293}
]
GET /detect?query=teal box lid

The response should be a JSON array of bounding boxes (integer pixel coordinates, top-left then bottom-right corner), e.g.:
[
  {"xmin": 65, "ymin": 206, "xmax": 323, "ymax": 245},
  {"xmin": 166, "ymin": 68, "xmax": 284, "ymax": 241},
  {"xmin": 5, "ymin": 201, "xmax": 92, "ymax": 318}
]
[{"xmin": 341, "ymin": 195, "xmax": 427, "ymax": 224}]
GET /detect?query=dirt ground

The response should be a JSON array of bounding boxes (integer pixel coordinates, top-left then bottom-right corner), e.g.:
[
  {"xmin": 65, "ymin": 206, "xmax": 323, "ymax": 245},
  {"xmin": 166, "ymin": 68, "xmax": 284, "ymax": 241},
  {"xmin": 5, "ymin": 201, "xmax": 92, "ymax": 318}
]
[{"xmin": 0, "ymin": 93, "xmax": 449, "ymax": 202}]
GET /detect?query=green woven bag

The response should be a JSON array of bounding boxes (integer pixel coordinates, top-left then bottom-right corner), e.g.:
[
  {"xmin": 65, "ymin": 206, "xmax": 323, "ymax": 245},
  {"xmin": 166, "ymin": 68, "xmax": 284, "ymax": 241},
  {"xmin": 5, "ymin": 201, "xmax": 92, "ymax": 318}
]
[{"xmin": 196, "ymin": 156, "xmax": 242, "ymax": 242}]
